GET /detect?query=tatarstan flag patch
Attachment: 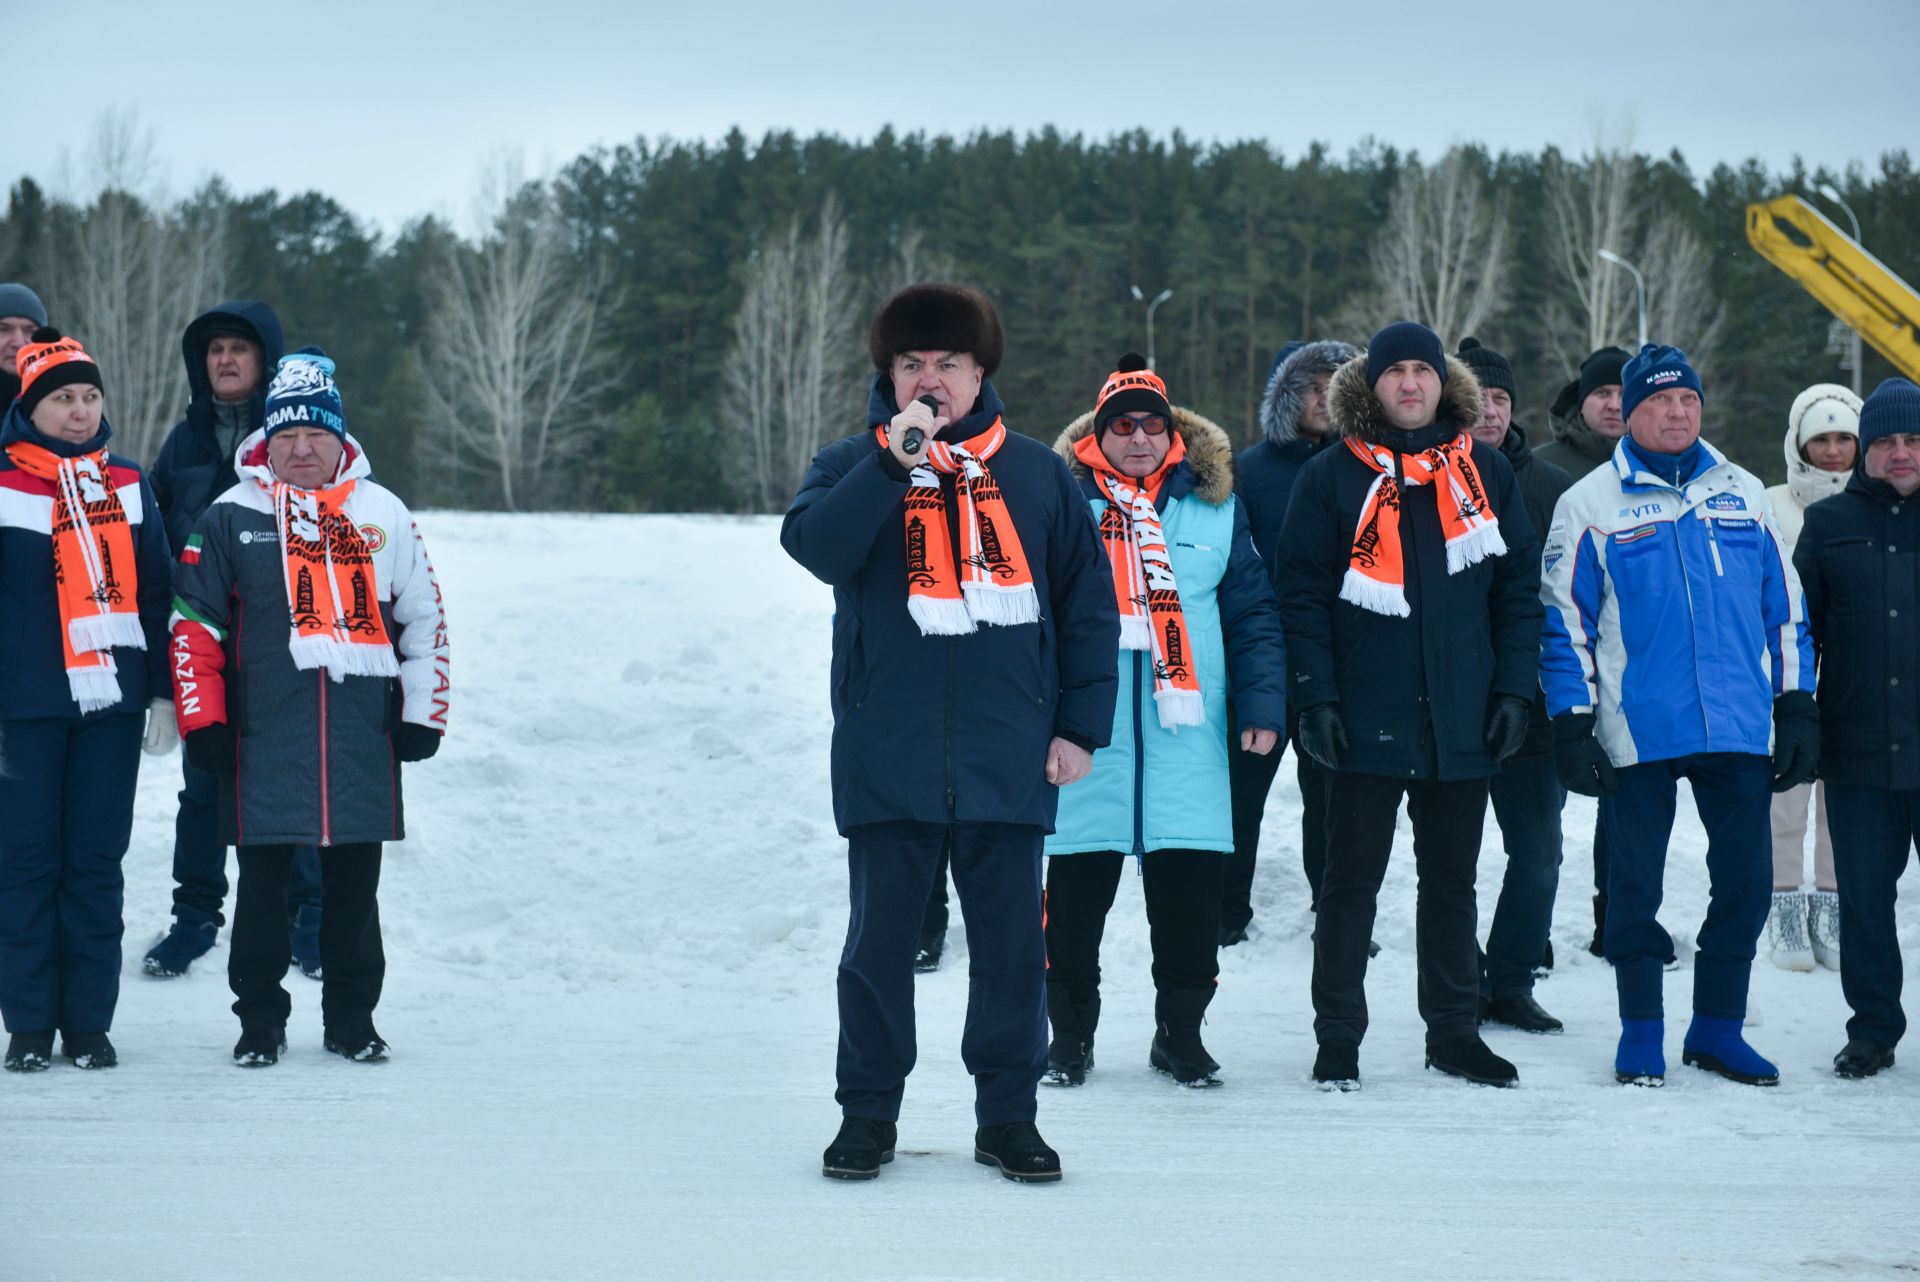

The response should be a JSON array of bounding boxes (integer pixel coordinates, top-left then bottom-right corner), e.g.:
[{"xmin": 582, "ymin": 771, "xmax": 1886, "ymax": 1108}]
[{"xmin": 181, "ymin": 533, "xmax": 203, "ymax": 565}]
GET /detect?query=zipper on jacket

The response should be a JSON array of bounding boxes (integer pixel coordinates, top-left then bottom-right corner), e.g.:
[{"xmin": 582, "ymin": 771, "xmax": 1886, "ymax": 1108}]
[
  {"xmin": 318, "ymin": 669, "xmax": 332, "ymax": 847},
  {"xmin": 1131, "ymin": 651, "xmax": 1146, "ymax": 859},
  {"xmin": 1705, "ymin": 513, "xmax": 1725, "ymax": 576},
  {"xmin": 1666, "ymin": 490, "xmax": 1711, "ymax": 742}
]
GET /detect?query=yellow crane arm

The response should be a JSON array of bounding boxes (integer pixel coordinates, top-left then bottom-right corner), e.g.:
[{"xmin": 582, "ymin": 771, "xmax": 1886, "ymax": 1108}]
[{"xmin": 1746, "ymin": 194, "xmax": 1920, "ymax": 383}]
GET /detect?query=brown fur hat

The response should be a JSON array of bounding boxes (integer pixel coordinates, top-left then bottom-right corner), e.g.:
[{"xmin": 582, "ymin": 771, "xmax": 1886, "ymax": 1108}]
[{"xmin": 868, "ymin": 284, "xmax": 1004, "ymax": 376}]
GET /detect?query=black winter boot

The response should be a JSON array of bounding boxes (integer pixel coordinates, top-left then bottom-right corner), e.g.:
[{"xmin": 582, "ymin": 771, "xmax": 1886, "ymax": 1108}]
[
  {"xmin": 234, "ymin": 1023, "xmax": 288, "ymax": 1068},
  {"xmin": 323, "ymin": 1024, "xmax": 390, "ymax": 1062},
  {"xmin": 822, "ymin": 1116, "xmax": 896, "ymax": 1180},
  {"xmin": 913, "ymin": 931, "xmax": 945, "ymax": 973},
  {"xmin": 1149, "ymin": 988, "xmax": 1221, "ymax": 1087},
  {"xmin": 1426, "ymin": 1035, "xmax": 1518, "ymax": 1087},
  {"xmin": 974, "ymin": 1121, "xmax": 1062, "ymax": 1183},
  {"xmin": 61, "ymin": 1032, "xmax": 117, "ymax": 1069},
  {"xmin": 5, "ymin": 1030, "xmax": 54, "ymax": 1072},
  {"xmin": 1313, "ymin": 1041, "xmax": 1360, "ymax": 1092},
  {"xmin": 1044, "ymin": 981, "xmax": 1100, "ymax": 1086},
  {"xmin": 1483, "ymin": 994, "xmax": 1564, "ymax": 1034},
  {"xmin": 1589, "ymin": 895, "xmax": 1607, "ymax": 958},
  {"xmin": 1833, "ymin": 1039, "xmax": 1896, "ymax": 1079}
]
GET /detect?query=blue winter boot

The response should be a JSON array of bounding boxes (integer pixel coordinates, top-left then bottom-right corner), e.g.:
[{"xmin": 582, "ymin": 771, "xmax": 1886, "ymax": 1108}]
[
  {"xmin": 1682, "ymin": 1015, "xmax": 1779, "ymax": 1086},
  {"xmin": 1614, "ymin": 1018, "xmax": 1665, "ymax": 1086},
  {"xmin": 289, "ymin": 905, "xmax": 324, "ymax": 980},
  {"xmin": 142, "ymin": 908, "xmax": 218, "ymax": 978}
]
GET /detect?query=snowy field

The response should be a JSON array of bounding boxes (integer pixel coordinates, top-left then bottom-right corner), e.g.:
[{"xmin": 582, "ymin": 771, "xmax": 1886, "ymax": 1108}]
[{"xmin": 6, "ymin": 512, "xmax": 1917, "ymax": 1282}]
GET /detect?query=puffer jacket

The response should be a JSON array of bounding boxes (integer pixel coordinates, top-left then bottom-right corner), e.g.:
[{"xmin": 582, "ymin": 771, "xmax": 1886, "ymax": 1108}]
[
  {"xmin": 1764, "ymin": 384, "xmax": 1862, "ymax": 551},
  {"xmin": 1235, "ymin": 340, "xmax": 1359, "ymax": 590},
  {"xmin": 1278, "ymin": 355, "xmax": 1542, "ymax": 782},
  {"xmin": 170, "ymin": 430, "xmax": 449, "ymax": 846},
  {"xmin": 0, "ymin": 403, "xmax": 173, "ymax": 719},
  {"xmin": 1540, "ymin": 436, "xmax": 1813, "ymax": 767},
  {"xmin": 1047, "ymin": 408, "xmax": 1286, "ymax": 856}
]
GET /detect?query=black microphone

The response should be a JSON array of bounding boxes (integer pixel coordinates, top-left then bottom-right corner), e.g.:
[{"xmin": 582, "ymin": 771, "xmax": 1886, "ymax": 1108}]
[{"xmin": 903, "ymin": 394, "xmax": 940, "ymax": 453}]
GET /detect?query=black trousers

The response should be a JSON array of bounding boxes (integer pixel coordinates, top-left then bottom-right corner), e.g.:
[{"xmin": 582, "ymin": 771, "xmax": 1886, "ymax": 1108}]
[
  {"xmin": 1312, "ymin": 771, "xmax": 1488, "ymax": 1047},
  {"xmin": 917, "ymin": 832, "xmax": 953, "ymax": 945},
  {"xmin": 838, "ymin": 821, "xmax": 1046, "ymax": 1126},
  {"xmin": 230, "ymin": 843, "xmax": 384, "ymax": 1031},
  {"xmin": 1045, "ymin": 851, "xmax": 1224, "ymax": 1002},
  {"xmin": 1224, "ymin": 744, "xmax": 1329, "ymax": 927},
  {"xmin": 1826, "ymin": 781, "xmax": 1920, "ymax": 1047}
]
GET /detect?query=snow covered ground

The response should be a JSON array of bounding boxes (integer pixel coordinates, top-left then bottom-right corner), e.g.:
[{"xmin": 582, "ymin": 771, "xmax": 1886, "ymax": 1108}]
[{"xmin": 6, "ymin": 512, "xmax": 1917, "ymax": 1282}]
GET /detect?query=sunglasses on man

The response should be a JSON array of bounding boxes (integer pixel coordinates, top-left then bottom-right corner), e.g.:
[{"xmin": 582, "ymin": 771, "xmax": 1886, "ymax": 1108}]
[{"xmin": 1105, "ymin": 414, "xmax": 1169, "ymax": 437}]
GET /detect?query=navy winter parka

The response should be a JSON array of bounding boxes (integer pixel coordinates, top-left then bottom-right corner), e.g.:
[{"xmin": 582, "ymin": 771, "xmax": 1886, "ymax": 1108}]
[
  {"xmin": 149, "ymin": 301, "xmax": 284, "ymax": 559},
  {"xmin": 0, "ymin": 404, "xmax": 173, "ymax": 720},
  {"xmin": 781, "ymin": 376, "xmax": 1121, "ymax": 835}
]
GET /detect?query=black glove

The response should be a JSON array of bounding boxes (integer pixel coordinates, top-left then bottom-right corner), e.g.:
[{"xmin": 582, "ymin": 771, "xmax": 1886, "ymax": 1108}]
[
  {"xmin": 394, "ymin": 722, "xmax": 442, "ymax": 763},
  {"xmin": 1297, "ymin": 703, "xmax": 1348, "ymax": 772},
  {"xmin": 1770, "ymin": 690, "xmax": 1820, "ymax": 793},
  {"xmin": 1551, "ymin": 713, "xmax": 1616, "ymax": 797},
  {"xmin": 184, "ymin": 724, "xmax": 235, "ymax": 777},
  {"xmin": 1485, "ymin": 695, "xmax": 1531, "ymax": 763}
]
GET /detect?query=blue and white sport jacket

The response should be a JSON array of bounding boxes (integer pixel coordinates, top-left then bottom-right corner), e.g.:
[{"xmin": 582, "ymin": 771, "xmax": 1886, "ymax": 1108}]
[{"xmin": 1539, "ymin": 439, "xmax": 1813, "ymax": 767}]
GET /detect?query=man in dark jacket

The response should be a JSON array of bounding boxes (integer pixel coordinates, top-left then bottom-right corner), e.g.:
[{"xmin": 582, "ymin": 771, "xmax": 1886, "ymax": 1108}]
[
  {"xmin": 1794, "ymin": 377, "xmax": 1920, "ymax": 1079},
  {"xmin": 1278, "ymin": 321, "xmax": 1542, "ymax": 1091},
  {"xmin": 783, "ymin": 285, "xmax": 1119, "ymax": 1183},
  {"xmin": 0, "ymin": 283, "xmax": 49, "ymax": 407},
  {"xmin": 140, "ymin": 301, "xmax": 326, "ymax": 981},
  {"xmin": 1457, "ymin": 338, "xmax": 1571, "ymax": 1033},
  {"xmin": 1223, "ymin": 339, "xmax": 1359, "ymax": 945},
  {"xmin": 1531, "ymin": 342, "xmax": 1631, "ymax": 954}
]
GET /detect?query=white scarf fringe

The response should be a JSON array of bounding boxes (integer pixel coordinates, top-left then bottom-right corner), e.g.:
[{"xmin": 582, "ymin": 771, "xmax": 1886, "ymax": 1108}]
[
  {"xmin": 1443, "ymin": 521, "xmax": 1508, "ymax": 574},
  {"xmin": 1339, "ymin": 568, "xmax": 1412, "ymax": 618},
  {"xmin": 1153, "ymin": 686, "xmax": 1206, "ymax": 730},
  {"xmin": 67, "ymin": 664, "xmax": 123, "ymax": 715}
]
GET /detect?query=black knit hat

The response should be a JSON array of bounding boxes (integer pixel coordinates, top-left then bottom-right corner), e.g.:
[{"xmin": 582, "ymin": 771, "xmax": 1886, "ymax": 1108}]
[
  {"xmin": 1365, "ymin": 320, "xmax": 1448, "ymax": 386},
  {"xmin": 1577, "ymin": 346, "xmax": 1632, "ymax": 402},
  {"xmin": 869, "ymin": 284, "xmax": 1004, "ymax": 376},
  {"xmin": 1455, "ymin": 337, "xmax": 1514, "ymax": 399}
]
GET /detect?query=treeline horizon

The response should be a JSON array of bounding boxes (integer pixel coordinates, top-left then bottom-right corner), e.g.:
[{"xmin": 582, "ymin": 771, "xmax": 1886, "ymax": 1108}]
[{"xmin": 2, "ymin": 122, "xmax": 1914, "ymax": 512}]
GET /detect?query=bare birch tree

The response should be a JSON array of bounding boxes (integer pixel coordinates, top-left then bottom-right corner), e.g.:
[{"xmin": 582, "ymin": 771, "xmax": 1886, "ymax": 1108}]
[
  {"xmin": 723, "ymin": 194, "xmax": 864, "ymax": 512},
  {"xmin": 420, "ymin": 163, "xmax": 612, "ymax": 511},
  {"xmin": 1367, "ymin": 147, "xmax": 1511, "ymax": 346},
  {"xmin": 33, "ymin": 109, "xmax": 229, "ymax": 462}
]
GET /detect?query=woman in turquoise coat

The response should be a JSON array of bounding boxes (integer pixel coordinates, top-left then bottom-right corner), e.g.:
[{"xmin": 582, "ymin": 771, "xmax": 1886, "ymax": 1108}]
[{"xmin": 1044, "ymin": 354, "xmax": 1287, "ymax": 1087}]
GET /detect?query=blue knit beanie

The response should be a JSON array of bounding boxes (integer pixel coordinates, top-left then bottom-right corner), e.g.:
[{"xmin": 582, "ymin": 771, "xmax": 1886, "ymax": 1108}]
[
  {"xmin": 0, "ymin": 283, "xmax": 48, "ymax": 327},
  {"xmin": 1621, "ymin": 343, "xmax": 1703, "ymax": 421},
  {"xmin": 1858, "ymin": 377, "xmax": 1920, "ymax": 450},
  {"xmin": 1365, "ymin": 321, "xmax": 1448, "ymax": 386},
  {"xmin": 262, "ymin": 347, "xmax": 345, "ymax": 440}
]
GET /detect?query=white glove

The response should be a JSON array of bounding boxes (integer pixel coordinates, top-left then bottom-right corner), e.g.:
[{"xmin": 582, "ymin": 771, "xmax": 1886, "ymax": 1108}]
[{"xmin": 143, "ymin": 697, "xmax": 179, "ymax": 756}]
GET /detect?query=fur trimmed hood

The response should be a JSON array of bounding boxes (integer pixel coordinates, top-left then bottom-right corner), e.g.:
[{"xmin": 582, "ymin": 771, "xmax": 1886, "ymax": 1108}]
[
  {"xmin": 1260, "ymin": 340, "xmax": 1361, "ymax": 445},
  {"xmin": 1054, "ymin": 406, "xmax": 1235, "ymax": 505},
  {"xmin": 1327, "ymin": 353, "xmax": 1484, "ymax": 445}
]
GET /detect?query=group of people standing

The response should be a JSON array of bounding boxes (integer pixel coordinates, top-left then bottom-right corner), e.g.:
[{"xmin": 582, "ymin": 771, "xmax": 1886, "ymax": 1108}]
[
  {"xmin": 0, "ymin": 284, "xmax": 449, "ymax": 1074},
  {"xmin": 788, "ymin": 281, "xmax": 1920, "ymax": 1184}
]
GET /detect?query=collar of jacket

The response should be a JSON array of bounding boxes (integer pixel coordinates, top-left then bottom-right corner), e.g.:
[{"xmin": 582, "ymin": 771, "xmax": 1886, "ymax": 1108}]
[
  {"xmin": 1615, "ymin": 435, "xmax": 1721, "ymax": 491},
  {"xmin": 1499, "ymin": 422, "xmax": 1533, "ymax": 469},
  {"xmin": 0, "ymin": 401, "xmax": 115, "ymax": 459},
  {"xmin": 1846, "ymin": 465, "xmax": 1918, "ymax": 507},
  {"xmin": 1327, "ymin": 352, "xmax": 1483, "ymax": 446},
  {"xmin": 1053, "ymin": 404, "xmax": 1234, "ymax": 505},
  {"xmin": 866, "ymin": 372, "xmax": 1006, "ymax": 441}
]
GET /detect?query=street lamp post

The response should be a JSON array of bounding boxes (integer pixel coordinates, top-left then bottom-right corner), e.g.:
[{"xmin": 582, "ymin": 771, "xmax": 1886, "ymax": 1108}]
[
  {"xmin": 1814, "ymin": 183, "xmax": 1866, "ymax": 396},
  {"xmin": 1130, "ymin": 284, "xmax": 1173, "ymax": 370},
  {"xmin": 1597, "ymin": 248, "xmax": 1647, "ymax": 350}
]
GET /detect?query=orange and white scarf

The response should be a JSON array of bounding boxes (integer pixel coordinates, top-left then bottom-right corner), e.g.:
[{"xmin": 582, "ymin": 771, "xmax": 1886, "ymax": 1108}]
[
  {"xmin": 874, "ymin": 419, "xmax": 1038, "ymax": 636},
  {"xmin": 269, "ymin": 477, "xmax": 398, "ymax": 679},
  {"xmin": 1341, "ymin": 434, "xmax": 1506, "ymax": 618},
  {"xmin": 1072, "ymin": 432, "xmax": 1204, "ymax": 729},
  {"xmin": 4, "ymin": 441, "xmax": 145, "ymax": 712}
]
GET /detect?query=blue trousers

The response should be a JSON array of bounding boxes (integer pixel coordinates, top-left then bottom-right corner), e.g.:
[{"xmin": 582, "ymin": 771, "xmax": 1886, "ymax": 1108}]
[
  {"xmin": 1600, "ymin": 753, "xmax": 1771, "ymax": 1021},
  {"xmin": 838, "ymin": 820, "xmax": 1047, "ymax": 1127},
  {"xmin": 171, "ymin": 757, "xmax": 320, "ymax": 923},
  {"xmin": 1480, "ymin": 752, "xmax": 1565, "ymax": 999},
  {"xmin": 1825, "ymin": 781, "xmax": 1920, "ymax": 1047},
  {"xmin": 0, "ymin": 715, "xmax": 143, "ymax": 1034}
]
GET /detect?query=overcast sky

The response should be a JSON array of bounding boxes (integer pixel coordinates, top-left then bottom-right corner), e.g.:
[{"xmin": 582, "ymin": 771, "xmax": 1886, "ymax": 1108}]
[{"xmin": 12, "ymin": 0, "xmax": 1916, "ymax": 234}]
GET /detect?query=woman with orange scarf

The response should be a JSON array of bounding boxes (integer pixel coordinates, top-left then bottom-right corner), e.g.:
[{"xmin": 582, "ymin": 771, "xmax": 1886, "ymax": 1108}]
[
  {"xmin": 1042, "ymin": 355, "xmax": 1287, "ymax": 1088},
  {"xmin": 1, "ymin": 330, "xmax": 175, "ymax": 1073}
]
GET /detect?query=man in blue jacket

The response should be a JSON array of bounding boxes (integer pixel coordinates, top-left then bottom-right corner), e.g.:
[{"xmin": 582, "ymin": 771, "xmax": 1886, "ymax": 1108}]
[
  {"xmin": 783, "ymin": 285, "xmax": 1119, "ymax": 1184},
  {"xmin": 1541, "ymin": 343, "xmax": 1819, "ymax": 1087},
  {"xmin": 139, "ymin": 302, "xmax": 323, "ymax": 980}
]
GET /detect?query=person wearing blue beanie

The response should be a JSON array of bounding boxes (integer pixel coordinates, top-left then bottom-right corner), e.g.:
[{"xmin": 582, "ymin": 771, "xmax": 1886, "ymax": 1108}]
[
  {"xmin": 1540, "ymin": 339, "xmax": 1818, "ymax": 1086},
  {"xmin": 1364, "ymin": 320, "xmax": 1448, "ymax": 389},
  {"xmin": 1796, "ymin": 375, "xmax": 1920, "ymax": 1079}
]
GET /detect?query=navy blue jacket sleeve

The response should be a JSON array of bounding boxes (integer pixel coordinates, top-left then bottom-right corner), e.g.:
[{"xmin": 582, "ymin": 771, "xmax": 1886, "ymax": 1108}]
[
  {"xmin": 1044, "ymin": 454, "xmax": 1120, "ymax": 751},
  {"xmin": 1218, "ymin": 498, "xmax": 1286, "ymax": 732},
  {"xmin": 780, "ymin": 437, "xmax": 908, "ymax": 587},
  {"xmin": 136, "ymin": 476, "xmax": 174, "ymax": 696},
  {"xmin": 1483, "ymin": 456, "xmax": 1544, "ymax": 704},
  {"xmin": 1275, "ymin": 453, "xmax": 1344, "ymax": 712}
]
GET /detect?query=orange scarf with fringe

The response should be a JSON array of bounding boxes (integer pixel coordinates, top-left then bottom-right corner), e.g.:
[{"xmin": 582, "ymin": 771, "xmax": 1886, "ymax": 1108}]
[
  {"xmin": 269, "ymin": 477, "xmax": 398, "ymax": 679},
  {"xmin": 873, "ymin": 419, "xmax": 1038, "ymax": 636},
  {"xmin": 1072, "ymin": 432, "xmax": 1203, "ymax": 729},
  {"xmin": 5, "ymin": 440, "xmax": 144, "ymax": 712},
  {"xmin": 1340, "ymin": 434, "xmax": 1506, "ymax": 618}
]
